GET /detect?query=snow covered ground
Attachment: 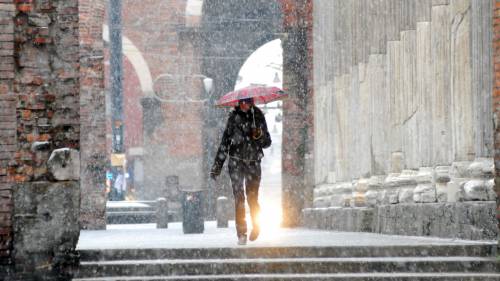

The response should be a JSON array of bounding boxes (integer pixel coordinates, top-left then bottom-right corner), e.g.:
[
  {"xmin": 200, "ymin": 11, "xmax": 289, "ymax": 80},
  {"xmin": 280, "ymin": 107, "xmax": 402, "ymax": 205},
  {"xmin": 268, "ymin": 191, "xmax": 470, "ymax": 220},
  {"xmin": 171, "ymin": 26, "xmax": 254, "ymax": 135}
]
[{"xmin": 77, "ymin": 221, "xmax": 494, "ymax": 250}]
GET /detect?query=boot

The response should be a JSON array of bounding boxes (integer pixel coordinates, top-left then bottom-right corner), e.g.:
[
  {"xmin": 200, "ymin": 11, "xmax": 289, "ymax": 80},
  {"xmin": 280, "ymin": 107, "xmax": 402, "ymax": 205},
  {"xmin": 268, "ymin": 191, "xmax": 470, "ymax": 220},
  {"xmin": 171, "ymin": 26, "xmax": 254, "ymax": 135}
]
[
  {"xmin": 249, "ymin": 226, "xmax": 260, "ymax": 241},
  {"xmin": 237, "ymin": 235, "xmax": 247, "ymax": 245}
]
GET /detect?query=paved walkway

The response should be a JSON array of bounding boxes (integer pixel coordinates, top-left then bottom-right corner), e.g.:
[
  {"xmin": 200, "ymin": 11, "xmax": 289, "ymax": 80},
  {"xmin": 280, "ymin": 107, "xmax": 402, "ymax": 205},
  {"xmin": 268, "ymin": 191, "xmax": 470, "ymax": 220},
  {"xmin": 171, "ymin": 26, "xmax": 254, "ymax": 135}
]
[{"xmin": 76, "ymin": 221, "xmax": 495, "ymax": 250}]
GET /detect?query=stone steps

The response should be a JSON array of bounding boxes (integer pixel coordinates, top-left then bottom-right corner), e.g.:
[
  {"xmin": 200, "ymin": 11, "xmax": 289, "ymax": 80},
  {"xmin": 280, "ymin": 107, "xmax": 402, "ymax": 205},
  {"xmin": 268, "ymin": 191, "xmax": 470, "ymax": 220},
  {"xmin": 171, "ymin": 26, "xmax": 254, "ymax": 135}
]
[
  {"xmin": 105, "ymin": 201, "xmax": 178, "ymax": 224},
  {"xmin": 106, "ymin": 211, "xmax": 157, "ymax": 224},
  {"xmin": 76, "ymin": 256, "xmax": 499, "ymax": 277},
  {"xmin": 74, "ymin": 244, "xmax": 499, "ymax": 280},
  {"xmin": 78, "ymin": 245, "xmax": 493, "ymax": 261},
  {"xmin": 74, "ymin": 272, "xmax": 500, "ymax": 281}
]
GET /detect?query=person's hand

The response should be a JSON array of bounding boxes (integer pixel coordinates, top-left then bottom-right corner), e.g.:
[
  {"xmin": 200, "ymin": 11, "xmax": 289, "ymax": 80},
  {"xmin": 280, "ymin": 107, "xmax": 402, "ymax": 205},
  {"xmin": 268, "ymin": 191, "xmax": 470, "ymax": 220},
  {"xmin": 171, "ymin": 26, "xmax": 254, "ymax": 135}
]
[
  {"xmin": 251, "ymin": 127, "xmax": 263, "ymax": 140},
  {"xmin": 210, "ymin": 165, "xmax": 221, "ymax": 180}
]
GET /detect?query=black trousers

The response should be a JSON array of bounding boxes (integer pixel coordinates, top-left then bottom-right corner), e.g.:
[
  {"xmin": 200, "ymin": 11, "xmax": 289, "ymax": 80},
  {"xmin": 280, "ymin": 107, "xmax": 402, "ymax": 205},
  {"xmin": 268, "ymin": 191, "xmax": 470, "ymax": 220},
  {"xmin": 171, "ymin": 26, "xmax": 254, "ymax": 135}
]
[{"xmin": 228, "ymin": 158, "xmax": 261, "ymax": 237}]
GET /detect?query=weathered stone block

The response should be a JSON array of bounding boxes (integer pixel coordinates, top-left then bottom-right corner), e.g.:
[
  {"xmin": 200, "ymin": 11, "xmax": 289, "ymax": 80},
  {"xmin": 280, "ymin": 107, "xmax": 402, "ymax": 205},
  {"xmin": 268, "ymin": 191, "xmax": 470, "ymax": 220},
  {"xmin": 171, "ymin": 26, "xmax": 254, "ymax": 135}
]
[
  {"xmin": 413, "ymin": 183, "xmax": 437, "ymax": 203},
  {"xmin": 353, "ymin": 178, "xmax": 368, "ymax": 192},
  {"xmin": 462, "ymin": 179, "xmax": 489, "ymax": 201},
  {"xmin": 30, "ymin": 141, "xmax": 50, "ymax": 152},
  {"xmin": 13, "ymin": 181, "xmax": 80, "ymax": 279},
  {"xmin": 467, "ymin": 158, "xmax": 494, "ymax": 179},
  {"xmin": 434, "ymin": 165, "xmax": 451, "ymax": 183},
  {"xmin": 398, "ymin": 188, "xmax": 413, "ymax": 203},
  {"xmin": 368, "ymin": 175, "xmax": 385, "ymax": 190},
  {"xmin": 450, "ymin": 161, "xmax": 471, "ymax": 178},
  {"xmin": 313, "ymin": 182, "xmax": 352, "ymax": 207},
  {"xmin": 415, "ymin": 167, "xmax": 433, "ymax": 183},
  {"xmin": 365, "ymin": 190, "xmax": 379, "ymax": 207},
  {"xmin": 384, "ymin": 172, "xmax": 417, "ymax": 188},
  {"xmin": 375, "ymin": 202, "xmax": 497, "ymax": 240},
  {"xmin": 485, "ymin": 179, "xmax": 496, "ymax": 201},
  {"xmin": 28, "ymin": 14, "xmax": 51, "ymax": 27},
  {"xmin": 313, "ymin": 196, "xmax": 331, "ymax": 208},
  {"xmin": 301, "ymin": 207, "xmax": 374, "ymax": 232},
  {"xmin": 47, "ymin": 148, "xmax": 79, "ymax": 181},
  {"xmin": 446, "ymin": 179, "xmax": 466, "ymax": 202},
  {"xmin": 436, "ymin": 182, "xmax": 448, "ymax": 202},
  {"xmin": 381, "ymin": 189, "xmax": 399, "ymax": 204}
]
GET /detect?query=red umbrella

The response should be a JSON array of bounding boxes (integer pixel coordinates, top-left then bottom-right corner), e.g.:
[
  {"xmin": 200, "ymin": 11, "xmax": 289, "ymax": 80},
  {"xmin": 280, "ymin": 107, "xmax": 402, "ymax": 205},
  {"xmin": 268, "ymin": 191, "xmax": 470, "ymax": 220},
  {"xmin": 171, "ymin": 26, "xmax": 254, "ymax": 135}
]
[{"xmin": 216, "ymin": 86, "xmax": 287, "ymax": 107}]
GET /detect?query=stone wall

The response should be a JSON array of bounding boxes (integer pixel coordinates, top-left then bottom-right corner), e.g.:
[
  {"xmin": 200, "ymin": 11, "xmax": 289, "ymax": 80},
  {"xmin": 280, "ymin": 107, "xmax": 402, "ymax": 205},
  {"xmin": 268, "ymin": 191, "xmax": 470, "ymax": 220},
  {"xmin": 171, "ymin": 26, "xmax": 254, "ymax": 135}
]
[{"xmin": 308, "ymin": 0, "xmax": 497, "ymax": 240}]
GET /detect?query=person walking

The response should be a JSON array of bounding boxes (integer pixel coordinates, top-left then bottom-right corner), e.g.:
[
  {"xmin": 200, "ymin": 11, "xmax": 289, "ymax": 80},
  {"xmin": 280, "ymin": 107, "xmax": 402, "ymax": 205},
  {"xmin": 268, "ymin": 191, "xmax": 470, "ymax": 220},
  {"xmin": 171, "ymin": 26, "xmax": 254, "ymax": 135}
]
[
  {"xmin": 114, "ymin": 169, "xmax": 126, "ymax": 201},
  {"xmin": 210, "ymin": 97, "xmax": 272, "ymax": 245}
]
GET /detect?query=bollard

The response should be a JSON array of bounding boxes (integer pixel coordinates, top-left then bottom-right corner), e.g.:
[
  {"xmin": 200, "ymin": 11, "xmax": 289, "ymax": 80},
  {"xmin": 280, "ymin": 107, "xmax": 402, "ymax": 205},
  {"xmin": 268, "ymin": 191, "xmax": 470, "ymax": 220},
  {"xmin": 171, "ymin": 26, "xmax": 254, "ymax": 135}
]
[
  {"xmin": 216, "ymin": 196, "xmax": 230, "ymax": 228},
  {"xmin": 156, "ymin": 197, "xmax": 169, "ymax": 229},
  {"xmin": 181, "ymin": 189, "xmax": 204, "ymax": 234}
]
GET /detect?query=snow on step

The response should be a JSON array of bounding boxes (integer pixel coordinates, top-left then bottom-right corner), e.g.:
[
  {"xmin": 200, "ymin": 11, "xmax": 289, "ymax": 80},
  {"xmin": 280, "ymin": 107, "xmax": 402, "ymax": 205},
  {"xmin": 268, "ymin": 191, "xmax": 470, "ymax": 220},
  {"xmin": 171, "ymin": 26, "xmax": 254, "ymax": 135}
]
[{"xmin": 73, "ymin": 272, "xmax": 500, "ymax": 281}]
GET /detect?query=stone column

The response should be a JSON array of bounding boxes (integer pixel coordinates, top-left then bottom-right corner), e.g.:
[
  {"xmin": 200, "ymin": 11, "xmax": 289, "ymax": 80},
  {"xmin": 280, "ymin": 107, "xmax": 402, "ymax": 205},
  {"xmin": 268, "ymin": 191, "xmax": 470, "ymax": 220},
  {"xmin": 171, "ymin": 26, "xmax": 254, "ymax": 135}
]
[
  {"xmin": 416, "ymin": 21, "xmax": 432, "ymax": 167},
  {"xmin": 450, "ymin": 0, "xmax": 474, "ymax": 161},
  {"xmin": 281, "ymin": 0, "xmax": 314, "ymax": 226},
  {"xmin": 9, "ymin": 1, "xmax": 83, "ymax": 278},
  {"xmin": 79, "ymin": 0, "xmax": 107, "ymax": 230},
  {"xmin": 472, "ymin": 0, "xmax": 493, "ymax": 157},
  {"xmin": 431, "ymin": 4, "xmax": 452, "ymax": 165}
]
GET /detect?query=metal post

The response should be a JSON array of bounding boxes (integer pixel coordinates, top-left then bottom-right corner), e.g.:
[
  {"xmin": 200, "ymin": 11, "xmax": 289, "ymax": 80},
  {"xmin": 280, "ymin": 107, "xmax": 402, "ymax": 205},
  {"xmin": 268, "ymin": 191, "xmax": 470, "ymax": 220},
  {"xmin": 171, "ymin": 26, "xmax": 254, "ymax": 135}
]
[{"xmin": 109, "ymin": 0, "xmax": 124, "ymax": 153}]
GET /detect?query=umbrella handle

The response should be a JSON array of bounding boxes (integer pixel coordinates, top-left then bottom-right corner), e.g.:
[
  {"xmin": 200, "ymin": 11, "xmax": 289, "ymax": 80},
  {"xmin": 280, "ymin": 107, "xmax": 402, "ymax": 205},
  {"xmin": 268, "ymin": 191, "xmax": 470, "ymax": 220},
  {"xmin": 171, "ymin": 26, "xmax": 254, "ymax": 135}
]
[
  {"xmin": 250, "ymin": 107, "xmax": 262, "ymax": 140},
  {"xmin": 251, "ymin": 107, "xmax": 256, "ymax": 128}
]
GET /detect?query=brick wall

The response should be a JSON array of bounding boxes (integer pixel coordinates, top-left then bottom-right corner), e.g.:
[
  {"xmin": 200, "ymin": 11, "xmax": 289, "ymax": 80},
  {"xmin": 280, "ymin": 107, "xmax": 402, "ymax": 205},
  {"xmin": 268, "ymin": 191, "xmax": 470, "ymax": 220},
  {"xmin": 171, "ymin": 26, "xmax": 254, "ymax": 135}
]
[
  {"xmin": 280, "ymin": 0, "xmax": 314, "ymax": 227},
  {"xmin": 0, "ymin": 0, "xmax": 15, "ymax": 271},
  {"xmin": 122, "ymin": 0, "xmax": 206, "ymax": 201},
  {"xmin": 1, "ymin": 0, "xmax": 81, "ymax": 277},
  {"xmin": 493, "ymin": 0, "xmax": 500, "ymax": 229},
  {"xmin": 79, "ymin": 0, "xmax": 107, "ymax": 230}
]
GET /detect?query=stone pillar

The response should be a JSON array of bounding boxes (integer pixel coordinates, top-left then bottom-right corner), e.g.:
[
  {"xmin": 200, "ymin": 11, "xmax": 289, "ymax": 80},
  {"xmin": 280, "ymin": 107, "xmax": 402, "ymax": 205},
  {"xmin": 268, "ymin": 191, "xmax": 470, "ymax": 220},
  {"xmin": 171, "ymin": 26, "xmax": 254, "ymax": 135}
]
[
  {"xmin": 450, "ymin": 0, "xmax": 474, "ymax": 162},
  {"xmin": 401, "ymin": 30, "xmax": 418, "ymax": 169},
  {"xmin": 473, "ymin": 0, "xmax": 493, "ymax": 157},
  {"xmin": 156, "ymin": 197, "xmax": 169, "ymax": 229},
  {"xmin": 416, "ymin": 21, "xmax": 432, "ymax": 167},
  {"xmin": 387, "ymin": 40, "xmax": 403, "ymax": 163},
  {"xmin": 431, "ymin": 4, "xmax": 452, "ymax": 165},
  {"xmin": 79, "ymin": 0, "xmax": 107, "ymax": 230},
  {"xmin": 216, "ymin": 196, "xmax": 229, "ymax": 228},
  {"xmin": 281, "ymin": 0, "xmax": 314, "ymax": 226},
  {"xmin": 7, "ymin": 0, "xmax": 82, "ymax": 278}
]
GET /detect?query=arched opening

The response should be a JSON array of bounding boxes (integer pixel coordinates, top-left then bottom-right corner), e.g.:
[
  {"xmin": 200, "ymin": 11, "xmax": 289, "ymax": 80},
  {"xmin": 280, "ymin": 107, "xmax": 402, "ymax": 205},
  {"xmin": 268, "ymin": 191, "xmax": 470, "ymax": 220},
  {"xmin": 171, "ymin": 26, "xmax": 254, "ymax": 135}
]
[
  {"xmin": 100, "ymin": 0, "xmax": 209, "ymax": 226},
  {"xmin": 235, "ymin": 39, "xmax": 283, "ymax": 230}
]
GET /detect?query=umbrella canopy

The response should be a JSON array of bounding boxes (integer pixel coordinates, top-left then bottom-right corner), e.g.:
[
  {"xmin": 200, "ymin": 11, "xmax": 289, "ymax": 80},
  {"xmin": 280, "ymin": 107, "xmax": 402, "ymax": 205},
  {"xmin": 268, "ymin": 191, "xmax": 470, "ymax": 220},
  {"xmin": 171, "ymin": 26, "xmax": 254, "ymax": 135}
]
[{"xmin": 215, "ymin": 86, "xmax": 287, "ymax": 107}]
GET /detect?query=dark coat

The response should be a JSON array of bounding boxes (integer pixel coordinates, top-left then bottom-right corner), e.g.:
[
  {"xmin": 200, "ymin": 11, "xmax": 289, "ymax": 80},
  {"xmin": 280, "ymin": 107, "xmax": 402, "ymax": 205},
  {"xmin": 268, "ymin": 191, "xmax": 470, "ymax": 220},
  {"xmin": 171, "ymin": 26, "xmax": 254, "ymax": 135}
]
[{"xmin": 211, "ymin": 105, "xmax": 271, "ymax": 175}]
